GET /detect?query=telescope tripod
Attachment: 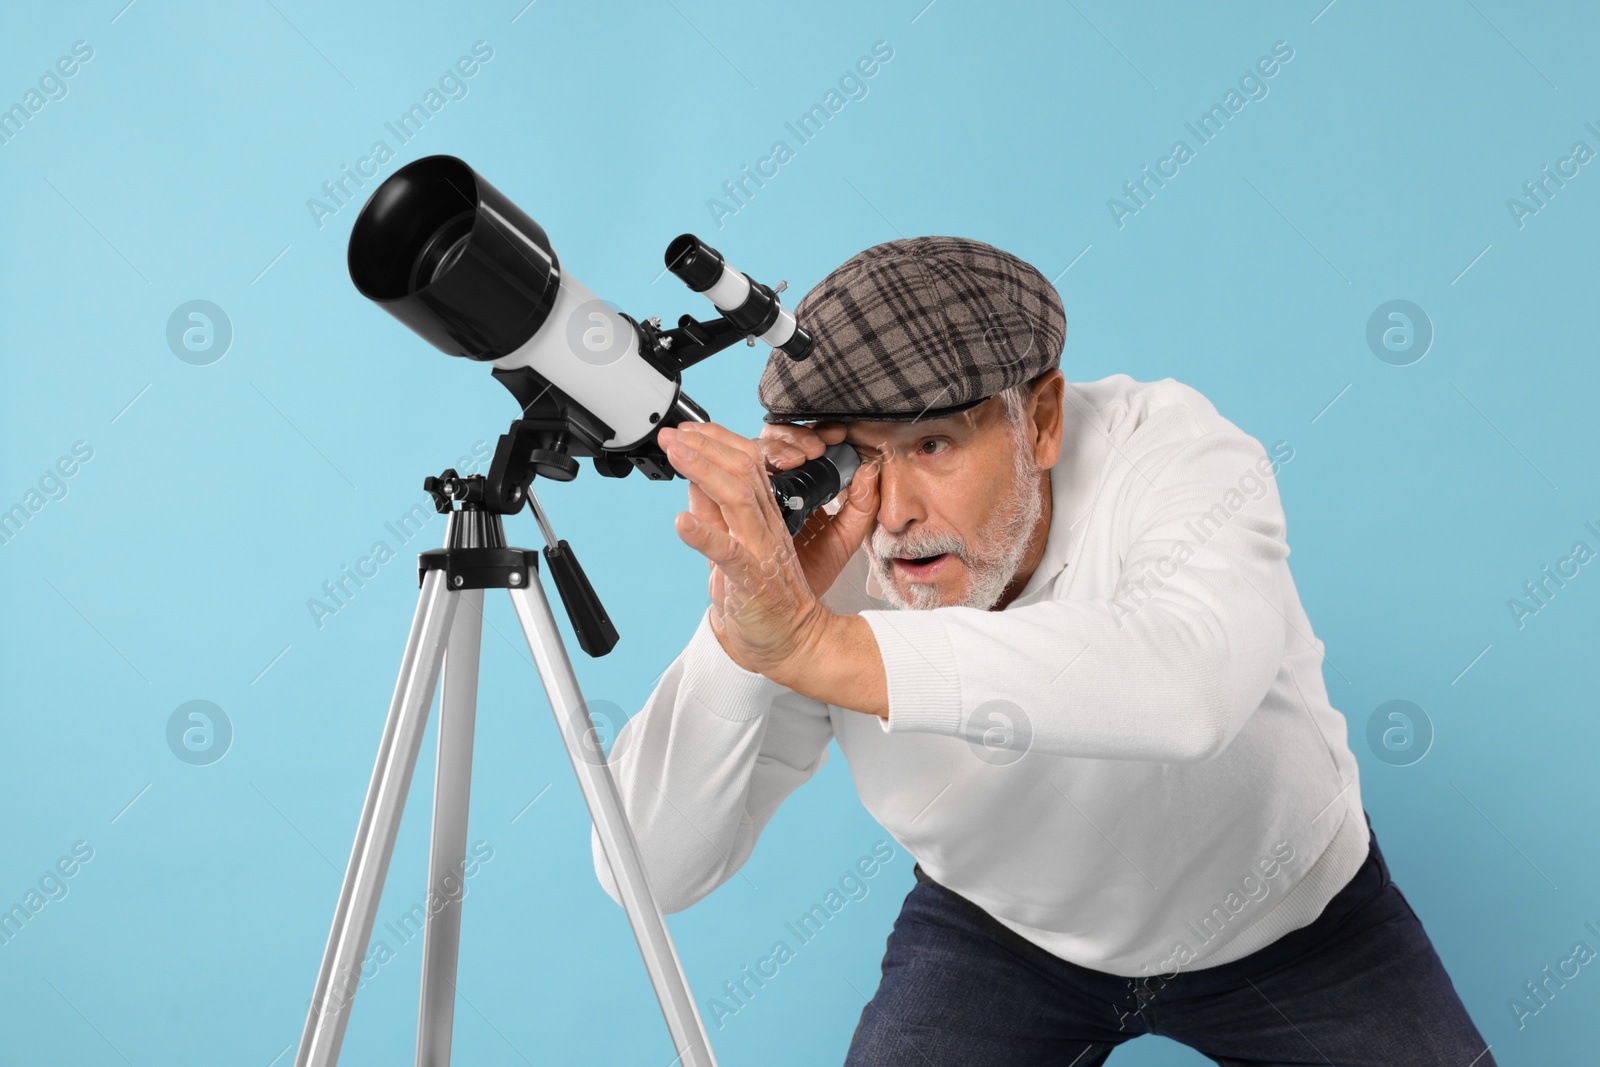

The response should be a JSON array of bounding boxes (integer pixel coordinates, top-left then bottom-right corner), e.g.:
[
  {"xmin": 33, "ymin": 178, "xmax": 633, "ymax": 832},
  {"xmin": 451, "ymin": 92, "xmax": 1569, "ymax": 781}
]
[{"xmin": 293, "ymin": 466, "xmax": 717, "ymax": 1067}]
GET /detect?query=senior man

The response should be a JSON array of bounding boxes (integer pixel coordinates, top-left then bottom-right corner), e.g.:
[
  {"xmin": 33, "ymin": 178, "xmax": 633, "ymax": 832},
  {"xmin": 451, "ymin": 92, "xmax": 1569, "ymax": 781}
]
[{"xmin": 593, "ymin": 236, "xmax": 1492, "ymax": 1065}]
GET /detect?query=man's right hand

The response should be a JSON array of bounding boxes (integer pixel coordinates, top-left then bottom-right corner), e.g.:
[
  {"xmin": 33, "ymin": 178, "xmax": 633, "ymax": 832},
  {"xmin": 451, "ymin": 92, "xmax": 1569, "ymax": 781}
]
[{"xmin": 757, "ymin": 421, "xmax": 880, "ymax": 600}]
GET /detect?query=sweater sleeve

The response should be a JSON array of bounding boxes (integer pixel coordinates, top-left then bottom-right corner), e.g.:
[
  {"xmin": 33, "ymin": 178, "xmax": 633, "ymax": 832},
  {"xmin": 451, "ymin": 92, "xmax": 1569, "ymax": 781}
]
[
  {"xmin": 591, "ymin": 608, "xmax": 834, "ymax": 912},
  {"xmin": 859, "ymin": 422, "xmax": 1290, "ymax": 764}
]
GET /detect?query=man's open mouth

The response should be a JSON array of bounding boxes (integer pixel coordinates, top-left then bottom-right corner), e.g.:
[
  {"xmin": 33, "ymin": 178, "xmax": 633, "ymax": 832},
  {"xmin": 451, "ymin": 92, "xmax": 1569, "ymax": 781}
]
[{"xmin": 891, "ymin": 552, "xmax": 952, "ymax": 579}]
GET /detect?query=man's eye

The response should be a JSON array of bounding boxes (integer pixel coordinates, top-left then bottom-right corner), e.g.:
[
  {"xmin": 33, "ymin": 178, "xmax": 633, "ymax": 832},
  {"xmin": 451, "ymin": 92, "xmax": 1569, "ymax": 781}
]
[{"xmin": 918, "ymin": 439, "xmax": 949, "ymax": 455}]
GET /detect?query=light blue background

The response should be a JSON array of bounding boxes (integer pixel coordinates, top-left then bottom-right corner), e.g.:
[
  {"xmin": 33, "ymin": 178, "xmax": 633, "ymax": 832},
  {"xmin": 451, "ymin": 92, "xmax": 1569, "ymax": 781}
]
[{"xmin": 2, "ymin": 0, "xmax": 1596, "ymax": 1063}]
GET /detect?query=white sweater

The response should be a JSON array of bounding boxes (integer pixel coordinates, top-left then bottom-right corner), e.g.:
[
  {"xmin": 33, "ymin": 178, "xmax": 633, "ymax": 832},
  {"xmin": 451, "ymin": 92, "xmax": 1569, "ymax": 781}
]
[{"xmin": 593, "ymin": 373, "xmax": 1369, "ymax": 977}]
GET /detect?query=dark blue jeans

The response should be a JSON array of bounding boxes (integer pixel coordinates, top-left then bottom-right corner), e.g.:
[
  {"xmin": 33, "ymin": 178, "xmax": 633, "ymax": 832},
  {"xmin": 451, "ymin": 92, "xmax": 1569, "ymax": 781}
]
[{"xmin": 845, "ymin": 816, "xmax": 1493, "ymax": 1066}]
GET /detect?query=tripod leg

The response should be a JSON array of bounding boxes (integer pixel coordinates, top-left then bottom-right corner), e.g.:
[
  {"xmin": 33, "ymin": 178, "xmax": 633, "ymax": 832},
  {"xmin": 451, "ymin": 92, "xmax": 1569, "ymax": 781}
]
[
  {"xmin": 296, "ymin": 570, "xmax": 459, "ymax": 1067},
  {"xmin": 415, "ymin": 589, "xmax": 483, "ymax": 1067},
  {"xmin": 508, "ymin": 584, "xmax": 718, "ymax": 1067}
]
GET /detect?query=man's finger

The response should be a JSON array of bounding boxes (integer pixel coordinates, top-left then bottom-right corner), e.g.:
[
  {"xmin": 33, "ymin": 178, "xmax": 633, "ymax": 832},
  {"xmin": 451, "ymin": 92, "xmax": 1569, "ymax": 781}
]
[
  {"xmin": 686, "ymin": 480, "xmax": 724, "ymax": 535},
  {"xmin": 675, "ymin": 509, "xmax": 743, "ymax": 569},
  {"xmin": 662, "ymin": 428, "xmax": 784, "ymax": 547},
  {"xmin": 667, "ymin": 422, "xmax": 744, "ymax": 447},
  {"xmin": 662, "ymin": 426, "xmax": 734, "ymax": 535},
  {"xmin": 832, "ymin": 459, "xmax": 880, "ymax": 541},
  {"xmin": 760, "ymin": 439, "xmax": 810, "ymax": 471},
  {"xmin": 810, "ymin": 421, "xmax": 849, "ymax": 446},
  {"xmin": 668, "ymin": 422, "xmax": 796, "ymax": 474},
  {"xmin": 699, "ymin": 432, "xmax": 787, "ymax": 546},
  {"xmin": 841, "ymin": 459, "xmax": 881, "ymax": 518},
  {"xmin": 682, "ymin": 422, "xmax": 771, "ymax": 467},
  {"xmin": 759, "ymin": 423, "xmax": 827, "ymax": 463},
  {"xmin": 788, "ymin": 460, "xmax": 879, "ymax": 594}
]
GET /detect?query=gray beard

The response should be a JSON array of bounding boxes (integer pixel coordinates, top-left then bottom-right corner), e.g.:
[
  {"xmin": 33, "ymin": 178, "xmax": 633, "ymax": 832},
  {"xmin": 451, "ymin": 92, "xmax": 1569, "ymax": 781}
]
[{"xmin": 867, "ymin": 441, "xmax": 1045, "ymax": 612}]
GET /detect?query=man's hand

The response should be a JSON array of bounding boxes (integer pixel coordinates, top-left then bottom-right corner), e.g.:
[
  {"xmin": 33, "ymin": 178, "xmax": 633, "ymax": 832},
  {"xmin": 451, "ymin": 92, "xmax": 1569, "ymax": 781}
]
[
  {"xmin": 759, "ymin": 420, "xmax": 883, "ymax": 599},
  {"xmin": 657, "ymin": 421, "xmax": 880, "ymax": 682}
]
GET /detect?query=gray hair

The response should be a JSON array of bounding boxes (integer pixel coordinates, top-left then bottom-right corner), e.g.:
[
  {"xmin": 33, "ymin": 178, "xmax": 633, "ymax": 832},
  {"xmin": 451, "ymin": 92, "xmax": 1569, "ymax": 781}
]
[
  {"xmin": 997, "ymin": 380, "xmax": 1032, "ymax": 434},
  {"xmin": 995, "ymin": 379, "xmax": 1041, "ymax": 476}
]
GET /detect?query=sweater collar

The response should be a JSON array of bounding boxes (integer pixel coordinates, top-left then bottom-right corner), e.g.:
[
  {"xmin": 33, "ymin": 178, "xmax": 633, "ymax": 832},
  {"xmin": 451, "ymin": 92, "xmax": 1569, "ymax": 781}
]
[{"xmin": 1005, "ymin": 379, "xmax": 1109, "ymax": 607}]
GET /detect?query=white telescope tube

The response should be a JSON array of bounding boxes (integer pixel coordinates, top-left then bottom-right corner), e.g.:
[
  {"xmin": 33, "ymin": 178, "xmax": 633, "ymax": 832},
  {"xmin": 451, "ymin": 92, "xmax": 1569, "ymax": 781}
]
[
  {"xmin": 703, "ymin": 263, "xmax": 801, "ymax": 350},
  {"xmin": 490, "ymin": 273, "xmax": 678, "ymax": 451}
]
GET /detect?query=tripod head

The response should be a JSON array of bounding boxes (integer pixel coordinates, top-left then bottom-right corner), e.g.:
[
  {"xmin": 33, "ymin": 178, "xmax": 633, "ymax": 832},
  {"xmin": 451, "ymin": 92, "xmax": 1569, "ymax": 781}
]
[{"xmin": 421, "ymin": 455, "xmax": 618, "ymax": 659}]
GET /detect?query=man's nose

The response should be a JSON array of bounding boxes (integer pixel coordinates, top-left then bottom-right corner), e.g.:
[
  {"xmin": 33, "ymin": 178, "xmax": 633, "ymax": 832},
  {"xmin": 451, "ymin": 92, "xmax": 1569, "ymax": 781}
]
[{"xmin": 874, "ymin": 462, "xmax": 925, "ymax": 536}]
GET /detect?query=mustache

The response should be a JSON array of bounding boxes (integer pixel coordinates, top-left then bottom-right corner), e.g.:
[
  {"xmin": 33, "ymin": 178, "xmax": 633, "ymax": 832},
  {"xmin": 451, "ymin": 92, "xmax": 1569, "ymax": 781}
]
[{"xmin": 872, "ymin": 527, "xmax": 968, "ymax": 563}]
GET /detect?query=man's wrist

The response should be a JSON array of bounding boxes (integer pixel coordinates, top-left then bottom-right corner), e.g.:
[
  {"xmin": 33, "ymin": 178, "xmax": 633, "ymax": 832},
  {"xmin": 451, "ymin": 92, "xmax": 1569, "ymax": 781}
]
[
  {"xmin": 770, "ymin": 608, "xmax": 888, "ymax": 719},
  {"xmin": 768, "ymin": 602, "xmax": 834, "ymax": 693}
]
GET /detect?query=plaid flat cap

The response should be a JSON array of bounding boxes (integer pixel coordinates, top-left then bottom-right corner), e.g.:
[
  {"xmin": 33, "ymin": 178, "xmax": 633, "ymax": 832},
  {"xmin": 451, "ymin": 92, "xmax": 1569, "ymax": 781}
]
[{"xmin": 758, "ymin": 235, "xmax": 1066, "ymax": 423}]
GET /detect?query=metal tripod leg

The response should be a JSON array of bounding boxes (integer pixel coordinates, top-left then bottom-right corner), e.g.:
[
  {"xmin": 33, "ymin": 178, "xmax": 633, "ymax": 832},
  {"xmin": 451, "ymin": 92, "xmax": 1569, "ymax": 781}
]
[
  {"xmin": 295, "ymin": 569, "xmax": 459, "ymax": 1067},
  {"xmin": 508, "ymin": 582, "xmax": 718, "ymax": 1067},
  {"xmin": 414, "ymin": 588, "xmax": 483, "ymax": 1067},
  {"xmin": 295, "ymin": 501, "xmax": 717, "ymax": 1066}
]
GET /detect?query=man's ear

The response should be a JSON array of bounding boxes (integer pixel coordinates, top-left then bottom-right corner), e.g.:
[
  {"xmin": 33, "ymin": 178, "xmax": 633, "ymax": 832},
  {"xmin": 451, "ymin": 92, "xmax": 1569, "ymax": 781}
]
[{"xmin": 1028, "ymin": 370, "xmax": 1066, "ymax": 469}]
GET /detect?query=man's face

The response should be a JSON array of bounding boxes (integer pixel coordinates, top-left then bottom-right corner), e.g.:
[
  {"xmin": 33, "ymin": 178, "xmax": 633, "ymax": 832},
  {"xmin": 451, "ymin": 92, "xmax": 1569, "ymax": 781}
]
[{"xmin": 824, "ymin": 390, "xmax": 1050, "ymax": 611}]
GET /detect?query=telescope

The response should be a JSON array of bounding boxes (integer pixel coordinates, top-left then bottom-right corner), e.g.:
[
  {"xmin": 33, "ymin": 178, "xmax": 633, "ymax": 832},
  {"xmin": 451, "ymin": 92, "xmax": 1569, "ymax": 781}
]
[
  {"xmin": 294, "ymin": 155, "xmax": 854, "ymax": 1067},
  {"xmin": 347, "ymin": 154, "xmax": 858, "ymax": 527}
]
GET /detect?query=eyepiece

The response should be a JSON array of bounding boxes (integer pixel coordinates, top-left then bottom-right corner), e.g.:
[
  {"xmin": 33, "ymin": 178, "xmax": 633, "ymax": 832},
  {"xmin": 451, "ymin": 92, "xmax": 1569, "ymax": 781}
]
[
  {"xmin": 666, "ymin": 232, "xmax": 813, "ymax": 362},
  {"xmin": 770, "ymin": 442, "xmax": 861, "ymax": 535},
  {"xmin": 776, "ymin": 325, "xmax": 813, "ymax": 361},
  {"xmin": 664, "ymin": 234, "xmax": 725, "ymax": 292}
]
